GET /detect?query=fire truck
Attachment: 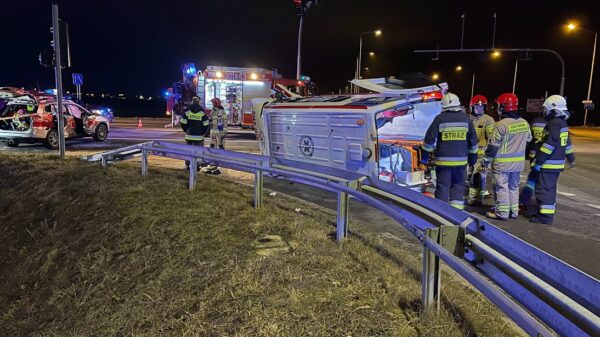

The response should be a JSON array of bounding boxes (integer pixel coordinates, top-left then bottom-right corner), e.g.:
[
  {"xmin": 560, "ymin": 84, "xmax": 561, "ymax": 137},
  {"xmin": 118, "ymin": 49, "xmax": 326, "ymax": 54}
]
[
  {"xmin": 167, "ymin": 64, "xmax": 312, "ymax": 129},
  {"xmin": 252, "ymin": 75, "xmax": 448, "ymax": 190}
]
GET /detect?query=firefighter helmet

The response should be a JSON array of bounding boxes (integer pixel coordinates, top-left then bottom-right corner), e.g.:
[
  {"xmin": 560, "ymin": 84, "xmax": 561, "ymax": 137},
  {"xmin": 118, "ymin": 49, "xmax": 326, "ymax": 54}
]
[
  {"xmin": 470, "ymin": 95, "xmax": 488, "ymax": 116},
  {"xmin": 441, "ymin": 92, "xmax": 462, "ymax": 111},
  {"xmin": 543, "ymin": 95, "xmax": 569, "ymax": 118},
  {"xmin": 211, "ymin": 97, "xmax": 222, "ymax": 107},
  {"xmin": 496, "ymin": 93, "xmax": 519, "ymax": 114}
]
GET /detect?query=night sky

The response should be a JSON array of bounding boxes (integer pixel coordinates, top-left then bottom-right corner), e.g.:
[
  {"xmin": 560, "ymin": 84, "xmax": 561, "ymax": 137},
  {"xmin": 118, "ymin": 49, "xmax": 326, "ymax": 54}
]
[{"xmin": 3, "ymin": 0, "xmax": 599, "ymax": 123}]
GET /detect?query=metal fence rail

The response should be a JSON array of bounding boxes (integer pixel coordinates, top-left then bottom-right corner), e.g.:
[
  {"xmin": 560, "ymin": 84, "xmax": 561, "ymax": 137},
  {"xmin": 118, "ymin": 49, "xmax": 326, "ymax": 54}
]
[{"xmin": 82, "ymin": 141, "xmax": 600, "ymax": 337}]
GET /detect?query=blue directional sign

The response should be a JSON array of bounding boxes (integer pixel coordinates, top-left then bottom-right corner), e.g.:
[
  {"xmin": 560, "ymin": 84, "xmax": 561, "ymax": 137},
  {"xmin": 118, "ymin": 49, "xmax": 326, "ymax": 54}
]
[{"xmin": 72, "ymin": 73, "xmax": 84, "ymax": 86}]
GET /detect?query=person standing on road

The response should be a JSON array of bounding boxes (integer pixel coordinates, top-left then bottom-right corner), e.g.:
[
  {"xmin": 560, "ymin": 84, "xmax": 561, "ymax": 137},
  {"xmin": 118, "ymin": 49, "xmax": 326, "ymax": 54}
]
[
  {"xmin": 421, "ymin": 92, "xmax": 479, "ymax": 210},
  {"xmin": 482, "ymin": 93, "xmax": 532, "ymax": 220},
  {"xmin": 467, "ymin": 94, "xmax": 496, "ymax": 205},
  {"xmin": 205, "ymin": 98, "xmax": 229, "ymax": 175},
  {"xmin": 529, "ymin": 95, "xmax": 575, "ymax": 225},
  {"xmin": 180, "ymin": 96, "xmax": 209, "ymax": 170},
  {"xmin": 519, "ymin": 112, "xmax": 548, "ymax": 210}
]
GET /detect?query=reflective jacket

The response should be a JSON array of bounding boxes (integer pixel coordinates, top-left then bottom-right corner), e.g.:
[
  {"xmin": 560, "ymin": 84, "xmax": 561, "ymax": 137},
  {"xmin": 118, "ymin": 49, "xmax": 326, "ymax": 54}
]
[
  {"xmin": 422, "ymin": 109, "xmax": 479, "ymax": 166},
  {"xmin": 180, "ymin": 104, "xmax": 209, "ymax": 141},
  {"xmin": 484, "ymin": 114, "xmax": 532, "ymax": 172},
  {"xmin": 535, "ymin": 117, "xmax": 575, "ymax": 171},
  {"xmin": 210, "ymin": 106, "xmax": 228, "ymax": 135},
  {"xmin": 471, "ymin": 113, "xmax": 495, "ymax": 155}
]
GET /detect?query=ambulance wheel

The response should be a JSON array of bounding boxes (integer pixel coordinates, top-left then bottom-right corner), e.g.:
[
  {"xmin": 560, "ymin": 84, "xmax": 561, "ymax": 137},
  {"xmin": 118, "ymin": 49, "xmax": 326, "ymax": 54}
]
[
  {"xmin": 93, "ymin": 123, "xmax": 109, "ymax": 142},
  {"xmin": 44, "ymin": 129, "xmax": 59, "ymax": 150}
]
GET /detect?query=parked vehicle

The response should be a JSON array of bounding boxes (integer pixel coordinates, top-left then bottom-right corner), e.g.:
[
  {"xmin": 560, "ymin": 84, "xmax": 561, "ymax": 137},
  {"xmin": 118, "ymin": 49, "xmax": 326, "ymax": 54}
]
[
  {"xmin": 0, "ymin": 99, "xmax": 110, "ymax": 149},
  {"xmin": 253, "ymin": 75, "xmax": 448, "ymax": 191}
]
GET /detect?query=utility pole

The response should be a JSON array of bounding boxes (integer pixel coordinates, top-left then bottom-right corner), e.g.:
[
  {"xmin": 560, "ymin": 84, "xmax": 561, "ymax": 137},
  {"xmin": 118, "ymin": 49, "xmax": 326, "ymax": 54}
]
[
  {"xmin": 492, "ymin": 13, "xmax": 497, "ymax": 49},
  {"xmin": 471, "ymin": 72, "xmax": 476, "ymax": 99},
  {"xmin": 51, "ymin": 2, "xmax": 65, "ymax": 158},
  {"xmin": 296, "ymin": 13, "xmax": 304, "ymax": 82},
  {"xmin": 584, "ymin": 32, "xmax": 597, "ymax": 126},
  {"xmin": 460, "ymin": 14, "xmax": 465, "ymax": 49}
]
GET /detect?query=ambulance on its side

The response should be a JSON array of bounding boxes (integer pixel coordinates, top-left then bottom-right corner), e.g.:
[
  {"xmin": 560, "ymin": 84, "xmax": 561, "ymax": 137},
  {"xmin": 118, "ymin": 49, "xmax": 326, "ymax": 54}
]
[{"xmin": 253, "ymin": 76, "xmax": 448, "ymax": 191}]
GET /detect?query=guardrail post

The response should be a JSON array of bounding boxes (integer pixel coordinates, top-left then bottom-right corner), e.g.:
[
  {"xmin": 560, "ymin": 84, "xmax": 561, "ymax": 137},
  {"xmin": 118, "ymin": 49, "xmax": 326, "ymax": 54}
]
[
  {"xmin": 422, "ymin": 228, "xmax": 441, "ymax": 313},
  {"xmin": 254, "ymin": 169, "xmax": 263, "ymax": 208},
  {"xmin": 189, "ymin": 157, "xmax": 197, "ymax": 191},
  {"xmin": 141, "ymin": 149, "xmax": 148, "ymax": 176},
  {"xmin": 101, "ymin": 155, "xmax": 108, "ymax": 168},
  {"xmin": 336, "ymin": 188, "xmax": 349, "ymax": 242}
]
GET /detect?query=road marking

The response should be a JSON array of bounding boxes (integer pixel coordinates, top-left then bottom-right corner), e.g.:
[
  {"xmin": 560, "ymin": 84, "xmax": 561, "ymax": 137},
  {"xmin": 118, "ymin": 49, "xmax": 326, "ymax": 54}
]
[{"xmin": 557, "ymin": 191, "xmax": 576, "ymax": 197}]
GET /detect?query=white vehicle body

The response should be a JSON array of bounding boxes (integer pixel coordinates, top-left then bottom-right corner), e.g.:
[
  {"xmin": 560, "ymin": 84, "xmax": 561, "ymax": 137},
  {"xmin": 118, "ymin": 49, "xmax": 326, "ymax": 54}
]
[{"xmin": 253, "ymin": 77, "xmax": 448, "ymax": 189}]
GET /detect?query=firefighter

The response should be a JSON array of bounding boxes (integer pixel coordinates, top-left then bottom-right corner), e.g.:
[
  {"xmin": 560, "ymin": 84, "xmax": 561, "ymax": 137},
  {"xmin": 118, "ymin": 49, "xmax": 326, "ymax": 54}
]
[
  {"xmin": 205, "ymin": 98, "xmax": 229, "ymax": 174},
  {"xmin": 209, "ymin": 98, "xmax": 228, "ymax": 150},
  {"xmin": 421, "ymin": 92, "xmax": 479, "ymax": 210},
  {"xmin": 529, "ymin": 95, "xmax": 575, "ymax": 225},
  {"xmin": 180, "ymin": 96, "xmax": 209, "ymax": 170},
  {"xmin": 519, "ymin": 112, "xmax": 547, "ymax": 209},
  {"xmin": 467, "ymin": 94, "xmax": 496, "ymax": 204},
  {"xmin": 482, "ymin": 93, "xmax": 532, "ymax": 220}
]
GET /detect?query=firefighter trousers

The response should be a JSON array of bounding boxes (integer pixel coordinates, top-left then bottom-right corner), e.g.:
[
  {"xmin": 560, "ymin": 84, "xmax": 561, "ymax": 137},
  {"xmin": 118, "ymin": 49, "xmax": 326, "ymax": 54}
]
[
  {"xmin": 435, "ymin": 165, "xmax": 466, "ymax": 209},
  {"xmin": 493, "ymin": 171, "xmax": 521, "ymax": 219},
  {"xmin": 185, "ymin": 139, "xmax": 204, "ymax": 169},
  {"xmin": 535, "ymin": 171, "xmax": 560, "ymax": 223}
]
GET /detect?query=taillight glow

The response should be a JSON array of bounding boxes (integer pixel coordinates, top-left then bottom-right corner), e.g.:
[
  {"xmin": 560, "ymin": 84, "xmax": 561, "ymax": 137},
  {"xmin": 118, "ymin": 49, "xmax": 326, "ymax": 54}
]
[
  {"xmin": 31, "ymin": 114, "xmax": 52, "ymax": 128},
  {"xmin": 422, "ymin": 91, "xmax": 443, "ymax": 101}
]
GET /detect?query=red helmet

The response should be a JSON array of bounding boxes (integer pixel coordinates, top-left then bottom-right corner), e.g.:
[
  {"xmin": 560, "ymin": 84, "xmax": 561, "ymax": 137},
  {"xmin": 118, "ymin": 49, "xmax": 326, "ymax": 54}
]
[
  {"xmin": 496, "ymin": 93, "xmax": 519, "ymax": 112},
  {"xmin": 470, "ymin": 95, "xmax": 488, "ymax": 107}
]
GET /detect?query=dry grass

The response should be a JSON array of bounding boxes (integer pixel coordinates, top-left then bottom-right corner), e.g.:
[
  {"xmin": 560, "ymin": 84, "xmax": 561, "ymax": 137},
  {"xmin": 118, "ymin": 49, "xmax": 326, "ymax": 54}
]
[{"xmin": 0, "ymin": 153, "xmax": 522, "ymax": 336}]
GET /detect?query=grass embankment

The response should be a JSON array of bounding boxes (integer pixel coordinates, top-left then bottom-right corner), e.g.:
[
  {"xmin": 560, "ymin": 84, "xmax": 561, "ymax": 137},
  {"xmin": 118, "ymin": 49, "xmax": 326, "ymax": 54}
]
[{"xmin": 0, "ymin": 154, "xmax": 521, "ymax": 336}]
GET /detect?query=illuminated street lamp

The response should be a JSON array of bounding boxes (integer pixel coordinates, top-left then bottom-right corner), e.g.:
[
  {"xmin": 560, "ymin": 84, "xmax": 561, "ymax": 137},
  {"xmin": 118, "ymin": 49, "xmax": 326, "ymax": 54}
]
[
  {"xmin": 565, "ymin": 21, "xmax": 597, "ymax": 126},
  {"xmin": 369, "ymin": 51, "xmax": 375, "ymax": 56},
  {"xmin": 491, "ymin": 51, "xmax": 519, "ymax": 94},
  {"xmin": 455, "ymin": 65, "xmax": 463, "ymax": 71},
  {"xmin": 432, "ymin": 73, "xmax": 440, "ymax": 80},
  {"xmin": 356, "ymin": 29, "xmax": 382, "ymax": 93}
]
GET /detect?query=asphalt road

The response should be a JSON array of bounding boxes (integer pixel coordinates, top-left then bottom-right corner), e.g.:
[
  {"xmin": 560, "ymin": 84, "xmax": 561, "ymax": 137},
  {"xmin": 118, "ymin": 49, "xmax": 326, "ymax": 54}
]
[{"xmin": 1, "ymin": 119, "xmax": 598, "ymax": 278}]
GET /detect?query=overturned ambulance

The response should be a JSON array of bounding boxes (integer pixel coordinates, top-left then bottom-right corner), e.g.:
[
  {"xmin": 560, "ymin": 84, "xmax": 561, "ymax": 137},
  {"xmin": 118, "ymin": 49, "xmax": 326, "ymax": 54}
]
[{"xmin": 253, "ymin": 75, "xmax": 448, "ymax": 190}]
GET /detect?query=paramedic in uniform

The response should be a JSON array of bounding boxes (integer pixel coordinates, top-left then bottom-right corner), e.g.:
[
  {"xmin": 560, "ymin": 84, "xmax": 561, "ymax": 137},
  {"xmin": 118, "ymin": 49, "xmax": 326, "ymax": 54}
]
[
  {"xmin": 179, "ymin": 96, "xmax": 209, "ymax": 170},
  {"xmin": 482, "ymin": 93, "xmax": 532, "ymax": 220},
  {"xmin": 467, "ymin": 94, "xmax": 496, "ymax": 204},
  {"xmin": 529, "ymin": 95, "xmax": 575, "ymax": 225},
  {"xmin": 421, "ymin": 92, "xmax": 479, "ymax": 210}
]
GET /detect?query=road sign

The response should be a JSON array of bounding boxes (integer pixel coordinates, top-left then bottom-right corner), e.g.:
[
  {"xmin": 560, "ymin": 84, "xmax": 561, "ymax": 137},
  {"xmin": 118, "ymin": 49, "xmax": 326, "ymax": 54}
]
[
  {"xmin": 526, "ymin": 98, "xmax": 544, "ymax": 113},
  {"xmin": 72, "ymin": 73, "xmax": 83, "ymax": 86}
]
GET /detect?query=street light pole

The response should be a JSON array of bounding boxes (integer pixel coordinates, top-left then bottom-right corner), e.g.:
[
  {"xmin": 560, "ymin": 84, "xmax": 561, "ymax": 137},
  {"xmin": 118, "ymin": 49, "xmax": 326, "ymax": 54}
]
[
  {"xmin": 51, "ymin": 2, "xmax": 65, "ymax": 158},
  {"xmin": 513, "ymin": 57, "xmax": 519, "ymax": 94},
  {"xmin": 296, "ymin": 13, "xmax": 304, "ymax": 81},
  {"xmin": 584, "ymin": 32, "xmax": 597, "ymax": 126},
  {"xmin": 471, "ymin": 72, "xmax": 476, "ymax": 98}
]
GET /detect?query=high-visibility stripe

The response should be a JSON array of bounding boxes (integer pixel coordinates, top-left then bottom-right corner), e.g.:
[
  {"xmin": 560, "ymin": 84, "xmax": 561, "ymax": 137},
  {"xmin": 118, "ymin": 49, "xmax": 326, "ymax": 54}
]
[
  {"xmin": 541, "ymin": 164, "xmax": 564, "ymax": 170},
  {"xmin": 439, "ymin": 122, "xmax": 468, "ymax": 129},
  {"xmin": 180, "ymin": 118, "xmax": 188, "ymax": 124},
  {"xmin": 496, "ymin": 204, "xmax": 510, "ymax": 211},
  {"xmin": 439, "ymin": 126, "xmax": 468, "ymax": 132},
  {"xmin": 450, "ymin": 200, "xmax": 465, "ymax": 210},
  {"xmin": 469, "ymin": 145, "xmax": 479, "ymax": 154},
  {"xmin": 435, "ymin": 160, "xmax": 468, "ymax": 166},
  {"xmin": 531, "ymin": 123, "xmax": 546, "ymax": 128},
  {"xmin": 540, "ymin": 204, "xmax": 556, "ymax": 214},
  {"xmin": 421, "ymin": 144, "xmax": 435, "ymax": 152},
  {"xmin": 495, "ymin": 156, "xmax": 525, "ymax": 163},
  {"xmin": 565, "ymin": 145, "xmax": 574, "ymax": 154},
  {"xmin": 560, "ymin": 127, "xmax": 569, "ymax": 133},
  {"xmin": 185, "ymin": 135, "xmax": 205, "ymax": 141},
  {"xmin": 540, "ymin": 147, "xmax": 552, "ymax": 154}
]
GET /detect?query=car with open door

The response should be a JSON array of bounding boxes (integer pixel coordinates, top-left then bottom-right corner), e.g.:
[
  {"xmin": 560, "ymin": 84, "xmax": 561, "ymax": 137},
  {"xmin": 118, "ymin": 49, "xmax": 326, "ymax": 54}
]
[{"xmin": 0, "ymin": 100, "xmax": 110, "ymax": 149}]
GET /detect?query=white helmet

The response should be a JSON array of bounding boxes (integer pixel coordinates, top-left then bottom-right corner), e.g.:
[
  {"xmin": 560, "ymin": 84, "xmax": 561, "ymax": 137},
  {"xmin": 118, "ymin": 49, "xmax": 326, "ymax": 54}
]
[
  {"xmin": 543, "ymin": 95, "xmax": 569, "ymax": 118},
  {"xmin": 441, "ymin": 92, "xmax": 462, "ymax": 111}
]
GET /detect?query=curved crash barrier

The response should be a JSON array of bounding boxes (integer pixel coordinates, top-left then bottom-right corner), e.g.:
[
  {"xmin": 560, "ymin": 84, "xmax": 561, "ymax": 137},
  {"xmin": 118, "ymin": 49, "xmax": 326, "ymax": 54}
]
[{"xmin": 82, "ymin": 141, "xmax": 600, "ymax": 337}]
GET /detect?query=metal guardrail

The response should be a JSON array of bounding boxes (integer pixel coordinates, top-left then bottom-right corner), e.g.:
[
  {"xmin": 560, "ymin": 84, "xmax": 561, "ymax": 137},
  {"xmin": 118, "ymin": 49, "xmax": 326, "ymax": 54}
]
[{"xmin": 82, "ymin": 141, "xmax": 600, "ymax": 337}]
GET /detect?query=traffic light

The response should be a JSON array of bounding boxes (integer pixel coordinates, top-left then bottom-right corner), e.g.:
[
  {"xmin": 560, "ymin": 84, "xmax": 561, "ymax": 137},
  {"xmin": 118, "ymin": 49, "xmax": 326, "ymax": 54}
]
[{"xmin": 293, "ymin": 0, "xmax": 322, "ymax": 16}]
